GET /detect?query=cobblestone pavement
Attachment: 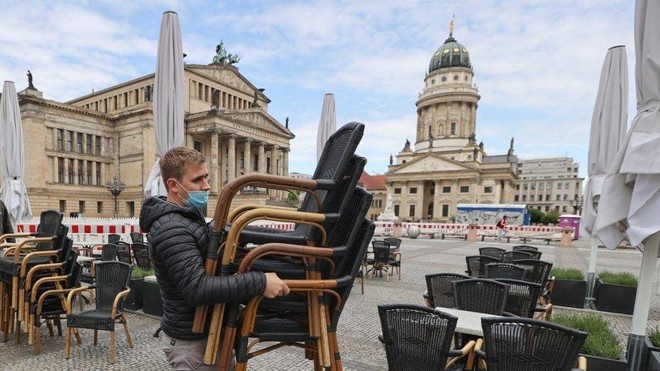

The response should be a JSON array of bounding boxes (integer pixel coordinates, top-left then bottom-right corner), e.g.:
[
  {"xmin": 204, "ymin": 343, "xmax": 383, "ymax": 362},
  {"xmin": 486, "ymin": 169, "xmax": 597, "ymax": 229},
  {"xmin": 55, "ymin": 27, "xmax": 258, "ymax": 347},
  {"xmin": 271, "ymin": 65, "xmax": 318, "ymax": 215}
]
[{"xmin": 2, "ymin": 237, "xmax": 658, "ymax": 370}]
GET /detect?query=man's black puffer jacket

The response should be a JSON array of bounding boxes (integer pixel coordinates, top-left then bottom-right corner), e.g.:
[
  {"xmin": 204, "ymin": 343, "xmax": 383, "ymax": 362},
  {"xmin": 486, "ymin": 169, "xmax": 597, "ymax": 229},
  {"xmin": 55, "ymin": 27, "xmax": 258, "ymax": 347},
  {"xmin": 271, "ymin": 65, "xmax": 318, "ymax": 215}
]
[{"xmin": 139, "ymin": 196, "xmax": 266, "ymax": 340}]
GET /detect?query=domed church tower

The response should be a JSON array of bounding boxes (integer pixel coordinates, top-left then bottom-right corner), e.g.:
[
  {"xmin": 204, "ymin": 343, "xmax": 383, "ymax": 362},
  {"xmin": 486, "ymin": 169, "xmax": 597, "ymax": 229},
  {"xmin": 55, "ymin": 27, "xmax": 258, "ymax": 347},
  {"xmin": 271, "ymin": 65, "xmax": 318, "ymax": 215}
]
[
  {"xmin": 384, "ymin": 18, "xmax": 517, "ymax": 223},
  {"xmin": 416, "ymin": 18, "xmax": 480, "ymax": 152}
]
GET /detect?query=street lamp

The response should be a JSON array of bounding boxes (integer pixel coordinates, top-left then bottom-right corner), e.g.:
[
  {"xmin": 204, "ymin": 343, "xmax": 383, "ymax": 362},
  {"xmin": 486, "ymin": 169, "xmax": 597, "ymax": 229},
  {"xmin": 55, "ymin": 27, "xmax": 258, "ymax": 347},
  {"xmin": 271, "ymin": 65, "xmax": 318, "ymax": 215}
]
[
  {"xmin": 106, "ymin": 177, "xmax": 126, "ymax": 218},
  {"xmin": 571, "ymin": 196, "xmax": 583, "ymax": 215}
]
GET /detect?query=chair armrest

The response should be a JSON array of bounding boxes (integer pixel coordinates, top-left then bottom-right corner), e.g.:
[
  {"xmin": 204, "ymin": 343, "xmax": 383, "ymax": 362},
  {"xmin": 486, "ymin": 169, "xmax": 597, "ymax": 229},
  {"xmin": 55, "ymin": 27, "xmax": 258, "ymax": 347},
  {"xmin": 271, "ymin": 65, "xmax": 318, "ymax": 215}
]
[
  {"xmin": 228, "ymin": 203, "xmax": 301, "ymax": 223},
  {"xmin": 446, "ymin": 339, "xmax": 476, "ymax": 368},
  {"xmin": 30, "ymin": 274, "xmax": 69, "ymax": 303},
  {"xmin": 237, "ymin": 242, "xmax": 344, "ymax": 273},
  {"xmin": 35, "ymin": 287, "xmax": 77, "ymax": 316},
  {"xmin": 377, "ymin": 333, "xmax": 385, "ymax": 344},
  {"xmin": 573, "ymin": 356, "xmax": 587, "ymax": 371},
  {"xmin": 112, "ymin": 288, "xmax": 131, "ymax": 317},
  {"xmin": 13, "ymin": 237, "xmax": 56, "ymax": 263},
  {"xmin": 25, "ymin": 262, "xmax": 65, "ymax": 291},
  {"xmin": 66, "ymin": 286, "xmax": 96, "ymax": 313},
  {"xmin": 20, "ymin": 250, "xmax": 60, "ymax": 274},
  {"xmin": 0, "ymin": 233, "xmax": 33, "ymax": 243}
]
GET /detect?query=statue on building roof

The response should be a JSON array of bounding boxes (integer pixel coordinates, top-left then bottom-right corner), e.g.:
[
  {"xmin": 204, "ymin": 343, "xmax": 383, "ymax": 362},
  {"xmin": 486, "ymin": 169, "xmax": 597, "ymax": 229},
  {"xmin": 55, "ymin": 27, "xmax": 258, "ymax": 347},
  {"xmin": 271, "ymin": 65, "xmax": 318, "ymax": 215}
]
[
  {"xmin": 479, "ymin": 141, "xmax": 484, "ymax": 150},
  {"xmin": 389, "ymin": 154, "xmax": 393, "ymax": 165},
  {"xmin": 27, "ymin": 70, "xmax": 35, "ymax": 89},
  {"xmin": 449, "ymin": 14, "xmax": 455, "ymax": 37},
  {"xmin": 285, "ymin": 117, "xmax": 289, "ymax": 128},
  {"xmin": 403, "ymin": 139, "xmax": 411, "ymax": 151},
  {"xmin": 508, "ymin": 137, "xmax": 515, "ymax": 157},
  {"xmin": 212, "ymin": 40, "xmax": 241, "ymax": 65},
  {"xmin": 251, "ymin": 88, "xmax": 265, "ymax": 108}
]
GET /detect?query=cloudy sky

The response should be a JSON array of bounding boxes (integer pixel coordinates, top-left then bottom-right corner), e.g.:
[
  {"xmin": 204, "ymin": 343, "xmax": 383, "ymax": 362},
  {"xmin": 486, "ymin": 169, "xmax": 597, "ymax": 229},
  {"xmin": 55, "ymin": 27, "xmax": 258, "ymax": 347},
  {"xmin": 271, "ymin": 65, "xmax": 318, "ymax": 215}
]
[{"xmin": 0, "ymin": 0, "xmax": 636, "ymax": 177}]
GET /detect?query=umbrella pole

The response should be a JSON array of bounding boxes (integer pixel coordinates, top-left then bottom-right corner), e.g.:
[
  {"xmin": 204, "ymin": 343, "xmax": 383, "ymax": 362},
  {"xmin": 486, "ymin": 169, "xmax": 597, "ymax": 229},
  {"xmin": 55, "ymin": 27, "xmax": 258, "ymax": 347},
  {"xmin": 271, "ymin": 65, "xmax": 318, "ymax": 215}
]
[
  {"xmin": 585, "ymin": 235, "xmax": 599, "ymax": 308},
  {"xmin": 626, "ymin": 231, "xmax": 660, "ymax": 371}
]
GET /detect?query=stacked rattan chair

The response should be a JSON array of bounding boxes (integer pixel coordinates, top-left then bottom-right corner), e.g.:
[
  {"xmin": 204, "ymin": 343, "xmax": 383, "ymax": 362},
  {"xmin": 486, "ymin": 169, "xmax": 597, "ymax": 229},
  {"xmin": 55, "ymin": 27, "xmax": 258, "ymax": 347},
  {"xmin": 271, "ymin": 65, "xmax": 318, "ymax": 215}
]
[
  {"xmin": 230, "ymin": 189, "xmax": 374, "ymax": 370},
  {"xmin": 194, "ymin": 122, "xmax": 367, "ymax": 369}
]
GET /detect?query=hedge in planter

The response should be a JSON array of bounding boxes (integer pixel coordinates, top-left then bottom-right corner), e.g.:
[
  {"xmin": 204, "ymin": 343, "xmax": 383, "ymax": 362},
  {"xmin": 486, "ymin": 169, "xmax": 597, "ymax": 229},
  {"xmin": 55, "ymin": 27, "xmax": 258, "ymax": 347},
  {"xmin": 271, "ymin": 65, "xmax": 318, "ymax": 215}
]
[
  {"xmin": 552, "ymin": 313, "xmax": 626, "ymax": 371},
  {"xmin": 645, "ymin": 327, "xmax": 660, "ymax": 371},
  {"xmin": 550, "ymin": 268, "xmax": 587, "ymax": 308},
  {"xmin": 593, "ymin": 271, "xmax": 638, "ymax": 315}
]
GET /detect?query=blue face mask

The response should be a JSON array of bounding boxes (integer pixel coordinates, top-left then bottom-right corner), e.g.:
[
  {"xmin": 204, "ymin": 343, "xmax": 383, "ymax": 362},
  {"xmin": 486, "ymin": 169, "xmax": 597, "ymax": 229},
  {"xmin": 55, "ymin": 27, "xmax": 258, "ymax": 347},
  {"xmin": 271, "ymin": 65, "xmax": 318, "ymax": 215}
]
[{"xmin": 175, "ymin": 180, "xmax": 209, "ymax": 209}]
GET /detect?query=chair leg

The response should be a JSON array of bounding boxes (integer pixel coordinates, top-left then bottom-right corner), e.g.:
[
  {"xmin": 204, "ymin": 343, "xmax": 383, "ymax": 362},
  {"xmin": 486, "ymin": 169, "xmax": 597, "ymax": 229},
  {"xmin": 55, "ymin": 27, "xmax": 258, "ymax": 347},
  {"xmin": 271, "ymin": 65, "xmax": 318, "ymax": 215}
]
[
  {"xmin": 34, "ymin": 323, "xmax": 41, "ymax": 355},
  {"xmin": 65, "ymin": 327, "xmax": 72, "ymax": 359},
  {"xmin": 121, "ymin": 314, "xmax": 133, "ymax": 347},
  {"xmin": 110, "ymin": 330, "xmax": 115, "ymax": 364},
  {"xmin": 93, "ymin": 329, "xmax": 98, "ymax": 345}
]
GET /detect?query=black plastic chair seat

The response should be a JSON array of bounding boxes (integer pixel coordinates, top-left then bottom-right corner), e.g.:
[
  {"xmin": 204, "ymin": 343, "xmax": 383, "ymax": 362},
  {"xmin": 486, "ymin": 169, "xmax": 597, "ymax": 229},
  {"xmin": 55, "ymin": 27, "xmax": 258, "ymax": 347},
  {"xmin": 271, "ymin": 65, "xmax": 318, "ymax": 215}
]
[{"xmin": 67, "ymin": 309, "xmax": 121, "ymax": 331}]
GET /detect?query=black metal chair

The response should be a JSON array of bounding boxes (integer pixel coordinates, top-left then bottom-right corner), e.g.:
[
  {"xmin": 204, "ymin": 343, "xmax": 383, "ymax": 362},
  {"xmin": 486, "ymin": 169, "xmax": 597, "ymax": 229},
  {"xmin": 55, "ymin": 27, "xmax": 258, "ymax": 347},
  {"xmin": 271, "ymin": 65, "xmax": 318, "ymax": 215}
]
[
  {"xmin": 366, "ymin": 240, "xmax": 392, "ymax": 281},
  {"xmin": 423, "ymin": 273, "xmax": 470, "ymax": 308},
  {"xmin": 485, "ymin": 263, "xmax": 526, "ymax": 280},
  {"xmin": 377, "ymin": 304, "xmax": 475, "ymax": 371},
  {"xmin": 494, "ymin": 278, "xmax": 542, "ymax": 318},
  {"xmin": 501, "ymin": 250, "xmax": 534, "ymax": 263},
  {"xmin": 107, "ymin": 234, "xmax": 121, "ymax": 245},
  {"xmin": 512, "ymin": 245, "xmax": 539, "ymax": 252},
  {"xmin": 465, "ymin": 255, "xmax": 500, "ymax": 277},
  {"xmin": 383, "ymin": 237, "xmax": 402, "ymax": 279},
  {"xmin": 479, "ymin": 247, "xmax": 506, "ymax": 259},
  {"xmin": 513, "ymin": 259, "xmax": 553, "ymax": 286},
  {"xmin": 80, "ymin": 244, "xmax": 118, "ymax": 285},
  {"xmin": 453, "ymin": 278, "xmax": 509, "ymax": 315},
  {"xmin": 477, "ymin": 317, "xmax": 588, "ymax": 371},
  {"xmin": 116, "ymin": 241, "xmax": 132, "ymax": 265},
  {"xmin": 129, "ymin": 232, "xmax": 144, "ymax": 243},
  {"xmin": 65, "ymin": 261, "xmax": 133, "ymax": 364},
  {"xmin": 130, "ymin": 242, "xmax": 151, "ymax": 269}
]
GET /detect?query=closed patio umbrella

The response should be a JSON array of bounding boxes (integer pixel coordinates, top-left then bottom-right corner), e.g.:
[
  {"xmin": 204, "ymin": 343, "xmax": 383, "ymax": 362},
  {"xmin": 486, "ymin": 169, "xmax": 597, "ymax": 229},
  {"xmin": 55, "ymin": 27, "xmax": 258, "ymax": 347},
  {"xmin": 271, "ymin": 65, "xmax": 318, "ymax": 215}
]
[
  {"xmin": 594, "ymin": 0, "xmax": 660, "ymax": 368},
  {"xmin": 0, "ymin": 81, "xmax": 32, "ymax": 230},
  {"xmin": 581, "ymin": 45, "xmax": 628, "ymax": 305},
  {"xmin": 316, "ymin": 93, "xmax": 336, "ymax": 162},
  {"xmin": 144, "ymin": 11, "xmax": 184, "ymax": 197}
]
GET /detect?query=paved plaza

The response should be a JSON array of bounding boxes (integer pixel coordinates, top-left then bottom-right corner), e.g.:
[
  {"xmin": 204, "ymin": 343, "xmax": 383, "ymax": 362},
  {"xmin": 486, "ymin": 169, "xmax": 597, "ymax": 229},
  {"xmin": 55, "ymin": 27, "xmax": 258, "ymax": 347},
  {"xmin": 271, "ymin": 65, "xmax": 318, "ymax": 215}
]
[{"xmin": 2, "ymin": 237, "xmax": 659, "ymax": 370}]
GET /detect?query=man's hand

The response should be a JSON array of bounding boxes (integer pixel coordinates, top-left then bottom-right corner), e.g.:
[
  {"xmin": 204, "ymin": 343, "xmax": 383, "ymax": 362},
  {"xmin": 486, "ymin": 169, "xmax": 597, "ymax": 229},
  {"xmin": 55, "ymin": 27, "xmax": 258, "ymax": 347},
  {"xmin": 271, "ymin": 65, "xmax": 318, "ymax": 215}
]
[{"xmin": 262, "ymin": 272, "xmax": 291, "ymax": 298}]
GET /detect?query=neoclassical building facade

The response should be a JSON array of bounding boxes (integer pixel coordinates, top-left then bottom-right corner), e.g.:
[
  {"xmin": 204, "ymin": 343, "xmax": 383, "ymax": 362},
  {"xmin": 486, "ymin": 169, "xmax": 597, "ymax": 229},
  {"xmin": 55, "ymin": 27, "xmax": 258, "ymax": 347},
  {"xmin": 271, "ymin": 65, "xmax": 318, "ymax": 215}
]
[
  {"xmin": 385, "ymin": 25, "xmax": 518, "ymax": 222},
  {"xmin": 14, "ymin": 60, "xmax": 293, "ymax": 218}
]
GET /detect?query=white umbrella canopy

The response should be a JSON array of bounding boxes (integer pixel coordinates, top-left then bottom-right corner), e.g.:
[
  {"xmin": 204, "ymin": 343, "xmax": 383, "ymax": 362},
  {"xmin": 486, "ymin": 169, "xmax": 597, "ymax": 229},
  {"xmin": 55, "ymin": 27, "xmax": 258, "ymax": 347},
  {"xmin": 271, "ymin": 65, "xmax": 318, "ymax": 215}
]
[
  {"xmin": 581, "ymin": 46, "xmax": 628, "ymax": 304},
  {"xmin": 316, "ymin": 93, "xmax": 336, "ymax": 162},
  {"xmin": 594, "ymin": 0, "xmax": 660, "ymax": 368},
  {"xmin": 0, "ymin": 81, "xmax": 32, "ymax": 230},
  {"xmin": 144, "ymin": 11, "xmax": 185, "ymax": 197}
]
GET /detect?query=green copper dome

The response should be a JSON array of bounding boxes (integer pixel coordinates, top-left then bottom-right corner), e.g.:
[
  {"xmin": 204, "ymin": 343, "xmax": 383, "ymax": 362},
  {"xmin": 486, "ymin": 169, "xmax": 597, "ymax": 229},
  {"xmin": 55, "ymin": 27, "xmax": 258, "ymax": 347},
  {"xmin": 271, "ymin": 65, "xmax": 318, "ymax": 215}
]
[{"xmin": 429, "ymin": 35, "xmax": 471, "ymax": 73}]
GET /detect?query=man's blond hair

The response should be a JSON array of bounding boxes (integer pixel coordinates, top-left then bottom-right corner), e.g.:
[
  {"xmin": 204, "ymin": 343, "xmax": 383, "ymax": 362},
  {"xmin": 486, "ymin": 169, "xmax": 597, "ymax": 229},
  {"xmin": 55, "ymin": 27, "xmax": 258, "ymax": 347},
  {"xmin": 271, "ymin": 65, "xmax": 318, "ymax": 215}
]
[{"xmin": 160, "ymin": 146, "xmax": 206, "ymax": 191}]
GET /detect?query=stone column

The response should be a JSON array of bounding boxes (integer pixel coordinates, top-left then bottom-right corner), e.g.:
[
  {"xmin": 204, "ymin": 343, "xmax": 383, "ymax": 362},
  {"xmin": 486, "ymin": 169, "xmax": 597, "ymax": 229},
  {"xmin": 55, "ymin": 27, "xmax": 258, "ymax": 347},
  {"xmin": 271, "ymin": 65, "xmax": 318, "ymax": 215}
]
[
  {"xmin": 243, "ymin": 138, "xmax": 252, "ymax": 174},
  {"xmin": 258, "ymin": 142, "xmax": 266, "ymax": 174},
  {"xmin": 433, "ymin": 180, "xmax": 441, "ymax": 220},
  {"xmin": 210, "ymin": 132, "xmax": 219, "ymax": 191},
  {"xmin": 227, "ymin": 135, "xmax": 236, "ymax": 181},
  {"xmin": 270, "ymin": 145, "xmax": 279, "ymax": 175},
  {"xmin": 282, "ymin": 148, "xmax": 289, "ymax": 177}
]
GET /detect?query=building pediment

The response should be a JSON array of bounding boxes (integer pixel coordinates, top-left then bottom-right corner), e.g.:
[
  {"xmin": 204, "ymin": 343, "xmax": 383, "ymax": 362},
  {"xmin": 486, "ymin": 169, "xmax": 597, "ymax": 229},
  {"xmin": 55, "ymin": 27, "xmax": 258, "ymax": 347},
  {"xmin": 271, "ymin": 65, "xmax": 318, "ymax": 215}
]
[
  {"xmin": 186, "ymin": 109, "xmax": 294, "ymax": 140},
  {"xmin": 187, "ymin": 65, "xmax": 267, "ymax": 101},
  {"xmin": 388, "ymin": 153, "xmax": 477, "ymax": 175}
]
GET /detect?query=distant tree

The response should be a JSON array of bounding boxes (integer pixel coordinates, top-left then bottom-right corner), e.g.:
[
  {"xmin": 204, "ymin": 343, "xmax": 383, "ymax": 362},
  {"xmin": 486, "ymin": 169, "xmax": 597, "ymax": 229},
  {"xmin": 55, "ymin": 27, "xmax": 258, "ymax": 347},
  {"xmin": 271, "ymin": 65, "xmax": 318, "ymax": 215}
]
[
  {"xmin": 542, "ymin": 211, "xmax": 559, "ymax": 225},
  {"xmin": 528, "ymin": 208, "xmax": 544, "ymax": 224}
]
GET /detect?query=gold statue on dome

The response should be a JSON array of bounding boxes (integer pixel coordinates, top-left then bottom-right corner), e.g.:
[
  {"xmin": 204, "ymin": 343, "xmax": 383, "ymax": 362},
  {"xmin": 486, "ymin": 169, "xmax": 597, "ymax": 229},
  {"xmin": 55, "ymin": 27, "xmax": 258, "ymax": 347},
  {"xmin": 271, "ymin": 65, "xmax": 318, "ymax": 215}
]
[{"xmin": 449, "ymin": 15, "xmax": 455, "ymax": 36}]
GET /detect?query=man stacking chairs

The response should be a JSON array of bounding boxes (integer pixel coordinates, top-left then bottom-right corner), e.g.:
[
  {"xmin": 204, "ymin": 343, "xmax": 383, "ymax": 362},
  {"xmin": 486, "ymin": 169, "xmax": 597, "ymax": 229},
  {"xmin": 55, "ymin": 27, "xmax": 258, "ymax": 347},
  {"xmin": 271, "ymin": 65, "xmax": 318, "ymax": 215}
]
[
  {"xmin": 476, "ymin": 317, "xmax": 587, "ymax": 370},
  {"xmin": 193, "ymin": 122, "xmax": 366, "ymax": 369},
  {"xmin": 378, "ymin": 304, "xmax": 476, "ymax": 371}
]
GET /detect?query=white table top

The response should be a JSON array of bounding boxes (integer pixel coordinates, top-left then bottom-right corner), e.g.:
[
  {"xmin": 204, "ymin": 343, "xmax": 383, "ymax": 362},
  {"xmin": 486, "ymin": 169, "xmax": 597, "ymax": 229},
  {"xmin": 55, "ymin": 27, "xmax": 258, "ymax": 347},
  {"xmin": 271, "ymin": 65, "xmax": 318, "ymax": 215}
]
[
  {"xmin": 76, "ymin": 256, "xmax": 97, "ymax": 263},
  {"xmin": 435, "ymin": 306, "xmax": 502, "ymax": 336}
]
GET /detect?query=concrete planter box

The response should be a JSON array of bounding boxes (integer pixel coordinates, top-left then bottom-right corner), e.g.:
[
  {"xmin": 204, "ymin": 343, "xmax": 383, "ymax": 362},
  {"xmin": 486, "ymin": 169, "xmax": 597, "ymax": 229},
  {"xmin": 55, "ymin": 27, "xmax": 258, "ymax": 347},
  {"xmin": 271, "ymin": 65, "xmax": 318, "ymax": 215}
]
[
  {"xmin": 645, "ymin": 336, "xmax": 660, "ymax": 371},
  {"xmin": 552, "ymin": 279, "xmax": 586, "ymax": 308},
  {"xmin": 143, "ymin": 275, "xmax": 163, "ymax": 317},
  {"xmin": 593, "ymin": 279, "xmax": 637, "ymax": 315},
  {"xmin": 124, "ymin": 277, "xmax": 144, "ymax": 310},
  {"xmin": 582, "ymin": 354, "xmax": 627, "ymax": 371}
]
